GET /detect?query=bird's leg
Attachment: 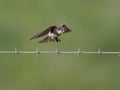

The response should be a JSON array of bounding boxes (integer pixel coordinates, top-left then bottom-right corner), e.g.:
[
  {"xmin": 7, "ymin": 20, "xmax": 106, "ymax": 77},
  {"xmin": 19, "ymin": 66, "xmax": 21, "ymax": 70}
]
[
  {"xmin": 57, "ymin": 37, "xmax": 61, "ymax": 42},
  {"xmin": 55, "ymin": 37, "xmax": 61, "ymax": 42}
]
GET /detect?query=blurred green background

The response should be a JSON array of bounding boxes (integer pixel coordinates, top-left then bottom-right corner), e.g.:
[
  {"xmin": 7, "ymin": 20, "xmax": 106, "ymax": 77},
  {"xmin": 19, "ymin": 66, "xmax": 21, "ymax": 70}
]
[{"xmin": 0, "ymin": 0, "xmax": 120, "ymax": 90}]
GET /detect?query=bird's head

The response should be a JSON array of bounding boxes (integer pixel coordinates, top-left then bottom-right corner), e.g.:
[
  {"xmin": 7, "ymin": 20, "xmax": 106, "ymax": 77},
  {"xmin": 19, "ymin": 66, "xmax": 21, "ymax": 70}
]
[{"xmin": 57, "ymin": 26, "xmax": 65, "ymax": 34}]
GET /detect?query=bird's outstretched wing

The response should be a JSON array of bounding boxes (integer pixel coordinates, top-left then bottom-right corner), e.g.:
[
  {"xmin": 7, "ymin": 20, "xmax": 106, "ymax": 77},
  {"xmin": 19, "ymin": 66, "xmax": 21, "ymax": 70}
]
[
  {"xmin": 62, "ymin": 24, "xmax": 72, "ymax": 33},
  {"xmin": 30, "ymin": 26, "xmax": 57, "ymax": 41}
]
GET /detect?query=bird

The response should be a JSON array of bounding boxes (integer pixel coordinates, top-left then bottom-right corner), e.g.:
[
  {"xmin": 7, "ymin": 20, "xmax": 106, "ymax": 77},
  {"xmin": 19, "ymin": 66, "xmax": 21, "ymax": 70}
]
[{"xmin": 30, "ymin": 23, "xmax": 71, "ymax": 43}]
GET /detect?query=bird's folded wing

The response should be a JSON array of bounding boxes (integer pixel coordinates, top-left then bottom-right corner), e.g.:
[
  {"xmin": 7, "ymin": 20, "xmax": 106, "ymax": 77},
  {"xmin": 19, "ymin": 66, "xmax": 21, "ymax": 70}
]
[{"xmin": 30, "ymin": 26, "xmax": 57, "ymax": 40}]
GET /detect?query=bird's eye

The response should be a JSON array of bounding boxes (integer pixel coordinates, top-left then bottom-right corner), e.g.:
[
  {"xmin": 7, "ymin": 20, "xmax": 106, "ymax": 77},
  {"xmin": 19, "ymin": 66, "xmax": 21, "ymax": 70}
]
[{"xmin": 58, "ymin": 28, "xmax": 61, "ymax": 30}]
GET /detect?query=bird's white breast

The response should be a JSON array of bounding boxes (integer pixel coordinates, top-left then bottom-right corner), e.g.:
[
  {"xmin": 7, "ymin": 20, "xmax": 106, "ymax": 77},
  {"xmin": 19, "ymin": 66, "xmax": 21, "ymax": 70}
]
[
  {"xmin": 57, "ymin": 30, "xmax": 63, "ymax": 34},
  {"xmin": 48, "ymin": 32, "xmax": 57, "ymax": 39}
]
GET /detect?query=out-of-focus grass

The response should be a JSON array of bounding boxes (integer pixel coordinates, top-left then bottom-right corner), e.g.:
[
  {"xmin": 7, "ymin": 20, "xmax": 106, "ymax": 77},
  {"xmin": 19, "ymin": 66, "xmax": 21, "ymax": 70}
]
[{"xmin": 0, "ymin": 0, "xmax": 120, "ymax": 90}]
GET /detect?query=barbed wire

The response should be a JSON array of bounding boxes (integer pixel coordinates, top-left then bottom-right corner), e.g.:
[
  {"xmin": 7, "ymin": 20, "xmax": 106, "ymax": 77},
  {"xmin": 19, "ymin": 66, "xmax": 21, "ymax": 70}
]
[{"xmin": 0, "ymin": 48, "xmax": 120, "ymax": 56}]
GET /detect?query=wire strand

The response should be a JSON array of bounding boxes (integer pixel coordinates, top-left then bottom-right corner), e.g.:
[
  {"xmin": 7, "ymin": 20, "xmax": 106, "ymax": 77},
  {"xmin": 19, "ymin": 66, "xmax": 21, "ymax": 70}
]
[{"xmin": 0, "ymin": 48, "xmax": 120, "ymax": 56}]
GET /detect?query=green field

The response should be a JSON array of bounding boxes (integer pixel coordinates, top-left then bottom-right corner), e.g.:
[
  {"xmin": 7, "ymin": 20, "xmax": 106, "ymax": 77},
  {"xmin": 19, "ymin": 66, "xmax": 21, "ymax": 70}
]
[{"xmin": 0, "ymin": 0, "xmax": 120, "ymax": 90}]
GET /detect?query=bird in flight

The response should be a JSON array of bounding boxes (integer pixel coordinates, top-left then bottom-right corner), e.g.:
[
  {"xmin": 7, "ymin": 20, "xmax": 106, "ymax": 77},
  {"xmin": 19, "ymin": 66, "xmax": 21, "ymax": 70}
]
[{"xmin": 30, "ymin": 23, "xmax": 71, "ymax": 43}]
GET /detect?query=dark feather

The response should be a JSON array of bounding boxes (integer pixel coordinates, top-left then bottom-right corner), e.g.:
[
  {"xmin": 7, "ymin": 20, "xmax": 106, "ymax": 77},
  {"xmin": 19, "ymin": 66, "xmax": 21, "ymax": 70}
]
[
  {"xmin": 30, "ymin": 26, "xmax": 57, "ymax": 41},
  {"xmin": 62, "ymin": 24, "xmax": 72, "ymax": 33},
  {"xmin": 38, "ymin": 36, "xmax": 50, "ymax": 43},
  {"xmin": 38, "ymin": 36, "xmax": 56, "ymax": 43}
]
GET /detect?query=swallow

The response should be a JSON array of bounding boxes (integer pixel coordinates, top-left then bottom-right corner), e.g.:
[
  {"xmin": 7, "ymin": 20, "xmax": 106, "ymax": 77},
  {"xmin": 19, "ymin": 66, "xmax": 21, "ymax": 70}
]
[{"xmin": 30, "ymin": 23, "xmax": 71, "ymax": 43}]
